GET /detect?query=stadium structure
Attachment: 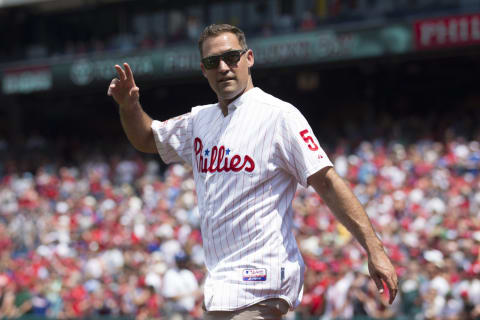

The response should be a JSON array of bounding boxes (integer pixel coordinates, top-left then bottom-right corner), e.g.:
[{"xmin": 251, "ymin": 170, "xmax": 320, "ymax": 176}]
[{"xmin": 0, "ymin": 1, "xmax": 479, "ymax": 319}]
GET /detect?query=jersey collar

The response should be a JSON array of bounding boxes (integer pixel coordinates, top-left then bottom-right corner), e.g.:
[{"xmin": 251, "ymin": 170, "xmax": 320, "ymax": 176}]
[{"xmin": 227, "ymin": 87, "xmax": 259, "ymax": 112}]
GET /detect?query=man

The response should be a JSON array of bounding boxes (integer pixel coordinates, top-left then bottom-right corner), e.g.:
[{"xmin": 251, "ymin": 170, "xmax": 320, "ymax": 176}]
[
  {"xmin": 108, "ymin": 24, "xmax": 397, "ymax": 320},
  {"xmin": 162, "ymin": 251, "xmax": 201, "ymax": 319}
]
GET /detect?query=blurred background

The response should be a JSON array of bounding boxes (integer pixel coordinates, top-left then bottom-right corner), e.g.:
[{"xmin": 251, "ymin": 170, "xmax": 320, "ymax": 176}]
[{"xmin": 0, "ymin": 0, "xmax": 480, "ymax": 319}]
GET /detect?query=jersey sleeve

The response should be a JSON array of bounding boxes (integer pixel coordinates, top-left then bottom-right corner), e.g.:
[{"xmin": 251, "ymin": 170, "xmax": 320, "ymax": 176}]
[
  {"xmin": 276, "ymin": 108, "xmax": 333, "ymax": 187},
  {"xmin": 151, "ymin": 112, "xmax": 193, "ymax": 165}
]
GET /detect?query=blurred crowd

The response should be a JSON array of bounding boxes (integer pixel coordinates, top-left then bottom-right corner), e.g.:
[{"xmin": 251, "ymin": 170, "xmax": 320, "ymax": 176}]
[
  {"xmin": 295, "ymin": 136, "xmax": 480, "ymax": 320},
  {"xmin": 0, "ymin": 131, "xmax": 479, "ymax": 320},
  {"xmin": 0, "ymin": 0, "xmax": 475, "ymax": 62},
  {"xmin": 0, "ymin": 147, "xmax": 204, "ymax": 320}
]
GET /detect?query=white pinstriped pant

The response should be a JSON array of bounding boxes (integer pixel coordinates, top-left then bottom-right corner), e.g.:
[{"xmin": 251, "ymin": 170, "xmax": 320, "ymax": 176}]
[{"xmin": 203, "ymin": 298, "xmax": 289, "ymax": 320}]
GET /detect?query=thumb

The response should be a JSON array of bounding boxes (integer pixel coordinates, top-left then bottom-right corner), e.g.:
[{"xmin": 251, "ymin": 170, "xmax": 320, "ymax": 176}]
[{"xmin": 129, "ymin": 86, "xmax": 139, "ymax": 98}]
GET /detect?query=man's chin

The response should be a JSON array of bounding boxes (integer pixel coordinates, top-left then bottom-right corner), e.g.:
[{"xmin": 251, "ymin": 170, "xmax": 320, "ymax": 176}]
[{"xmin": 217, "ymin": 88, "xmax": 242, "ymax": 100}]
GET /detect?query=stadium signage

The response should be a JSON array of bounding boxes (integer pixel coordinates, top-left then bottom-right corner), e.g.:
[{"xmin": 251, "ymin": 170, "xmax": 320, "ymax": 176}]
[
  {"xmin": 251, "ymin": 31, "xmax": 357, "ymax": 66},
  {"xmin": 0, "ymin": 23, "xmax": 412, "ymax": 94},
  {"xmin": 253, "ymin": 40, "xmax": 313, "ymax": 63},
  {"xmin": 164, "ymin": 49, "xmax": 201, "ymax": 72},
  {"xmin": 70, "ymin": 56, "xmax": 154, "ymax": 86},
  {"xmin": 414, "ymin": 13, "xmax": 480, "ymax": 49},
  {"xmin": 2, "ymin": 66, "xmax": 52, "ymax": 94}
]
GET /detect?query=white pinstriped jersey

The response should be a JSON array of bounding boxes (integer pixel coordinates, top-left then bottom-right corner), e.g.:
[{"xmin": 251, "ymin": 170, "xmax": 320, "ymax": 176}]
[{"xmin": 151, "ymin": 87, "xmax": 333, "ymax": 311}]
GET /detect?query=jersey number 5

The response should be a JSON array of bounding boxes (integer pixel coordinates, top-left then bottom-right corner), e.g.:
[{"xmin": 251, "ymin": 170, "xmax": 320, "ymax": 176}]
[{"xmin": 299, "ymin": 129, "xmax": 319, "ymax": 151}]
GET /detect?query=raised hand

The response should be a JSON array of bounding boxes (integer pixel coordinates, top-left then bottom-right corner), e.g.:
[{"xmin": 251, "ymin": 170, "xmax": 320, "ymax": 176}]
[{"xmin": 107, "ymin": 63, "xmax": 140, "ymax": 107}]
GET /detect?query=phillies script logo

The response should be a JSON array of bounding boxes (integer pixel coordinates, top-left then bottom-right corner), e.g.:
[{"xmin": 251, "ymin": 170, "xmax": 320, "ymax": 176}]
[{"xmin": 194, "ymin": 137, "xmax": 255, "ymax": 173}]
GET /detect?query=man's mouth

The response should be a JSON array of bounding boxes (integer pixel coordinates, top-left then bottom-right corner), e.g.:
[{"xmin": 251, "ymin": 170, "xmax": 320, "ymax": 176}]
[{"xmin": 218, "ymin": 78, "xmax": 235, "ymax": 83}]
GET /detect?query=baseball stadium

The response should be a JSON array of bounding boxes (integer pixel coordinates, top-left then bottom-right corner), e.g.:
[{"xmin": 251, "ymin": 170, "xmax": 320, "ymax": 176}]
[{"xmin": 0, "ymin": 0, "xmax": 480, "ymax": 319}]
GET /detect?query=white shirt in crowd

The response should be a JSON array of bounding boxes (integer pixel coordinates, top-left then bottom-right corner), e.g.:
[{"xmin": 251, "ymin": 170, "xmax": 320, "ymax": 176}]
[{"xmin": 162, "ymin": 267, "xmax": 199, "ymax": 312}]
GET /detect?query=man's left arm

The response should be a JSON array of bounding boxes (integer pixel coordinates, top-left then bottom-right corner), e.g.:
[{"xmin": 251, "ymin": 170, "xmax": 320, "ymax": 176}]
[{"xmin": 307, "ymin": 166, "xmax": 398, "ymax": 304}]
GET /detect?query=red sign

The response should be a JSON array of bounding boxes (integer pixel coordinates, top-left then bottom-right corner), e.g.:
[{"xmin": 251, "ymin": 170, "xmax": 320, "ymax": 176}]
[{"xmin": 414, "ymin": 13, "xmax": 480, "ymax": 49}]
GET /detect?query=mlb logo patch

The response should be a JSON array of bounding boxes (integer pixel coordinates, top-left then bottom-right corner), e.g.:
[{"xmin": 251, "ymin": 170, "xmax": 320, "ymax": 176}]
[{"xmin": 242, "ymin": 268, "xmax": 267, "ymax": 281}]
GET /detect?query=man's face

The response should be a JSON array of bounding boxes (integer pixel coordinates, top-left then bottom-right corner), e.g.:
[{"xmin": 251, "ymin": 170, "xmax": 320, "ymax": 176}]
[{"xmin": 201, "ymin": 32, "xmax": 254, "ymax": 103}]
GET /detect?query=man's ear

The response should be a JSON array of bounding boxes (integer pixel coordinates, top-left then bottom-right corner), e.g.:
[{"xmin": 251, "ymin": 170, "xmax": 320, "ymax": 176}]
[
  {"xmin": 200, "ymin": 63, "xmax": 207, "ymax": 78},
  {"xmin": 247, "ymin": 49, "xmax": 254, "ymax": 68}
]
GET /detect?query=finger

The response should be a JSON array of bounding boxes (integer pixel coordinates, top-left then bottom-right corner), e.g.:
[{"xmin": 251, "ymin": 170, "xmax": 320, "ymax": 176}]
[
  {"xmin": 369, "ymin": 263, "xmax": 384, "ymax": 293},
  {"xmin": 123, "ymin": 63, "xmax": 135, "ymax": 83},
  {"xmin": 109, "ymin": 78, "xmax": 120, "ymax": 88},
  {"xmin": 107, "ymin": 86, "xmax": 116, "ymax": 96},
  {"xmin": 382, "ymin": 274, "xmax": 398, "ymax": 304},
  {"xmin": 115, "ymin": 65, "xmax": 127, "ymax": 81},
  {"xmin": 107, "ymin": 78, "xmax": 120, "ymax": 96},
  {"xmin": 388, "ymin": 287, "xmax": 398, "ymax": 305},
  {"xmin": 129, "ymin": 86, "xmax": 139, "ymax": 98},
  {"xmin": 372, "ymin": 273, "xmax": 384, "ymax": 294}
]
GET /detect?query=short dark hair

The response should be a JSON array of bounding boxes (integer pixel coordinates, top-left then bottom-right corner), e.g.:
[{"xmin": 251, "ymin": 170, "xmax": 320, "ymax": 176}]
[{"xmin": 198, "ymin": 24, "xmax": 248, "ymax": 57}]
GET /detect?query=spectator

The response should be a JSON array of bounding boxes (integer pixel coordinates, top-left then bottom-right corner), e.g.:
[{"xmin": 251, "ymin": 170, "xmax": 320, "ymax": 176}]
[
  {"xmin": 1, "ymin": 119, "xmax": 480, "ymax": 318},
  {"xmin": 162, "ymin": 251, "xmax": 200, "ymax": 319},
  {"xmin": 2, "ymin": 0, "xmax": 478, "ymax": 62},
  {"xmin": 299, "ymin": 11, "xmax": 316, "ymax": 31}
]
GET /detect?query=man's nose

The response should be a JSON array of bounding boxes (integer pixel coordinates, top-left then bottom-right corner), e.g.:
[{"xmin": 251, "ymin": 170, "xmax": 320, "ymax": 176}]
[{"xmin": 217, "ymin": 59, "xmax": 230, "ymax": 72}]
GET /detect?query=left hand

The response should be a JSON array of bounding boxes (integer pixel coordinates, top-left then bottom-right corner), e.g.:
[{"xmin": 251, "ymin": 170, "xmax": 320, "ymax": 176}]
[{"xmin": 368, "ymin": 250, "xmax": 398, "ymax": 304}]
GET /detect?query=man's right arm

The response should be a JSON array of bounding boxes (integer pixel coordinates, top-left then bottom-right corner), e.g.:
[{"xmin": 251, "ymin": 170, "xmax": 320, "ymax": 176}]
[
  {"xmin": 118, "ymin": 101, "xmax": 156, "ymax": 153},
  {"xmin": 108, "ymin": 62, "xmax": 157, "ymax": 153}
]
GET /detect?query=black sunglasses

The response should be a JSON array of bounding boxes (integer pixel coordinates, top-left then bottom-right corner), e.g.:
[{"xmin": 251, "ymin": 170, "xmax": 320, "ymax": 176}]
[{"xmin": 201, "ymin": 49, "xmax": 248, "ymax": 70}]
